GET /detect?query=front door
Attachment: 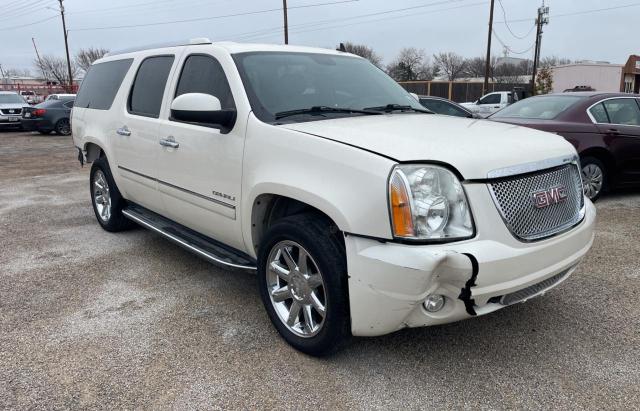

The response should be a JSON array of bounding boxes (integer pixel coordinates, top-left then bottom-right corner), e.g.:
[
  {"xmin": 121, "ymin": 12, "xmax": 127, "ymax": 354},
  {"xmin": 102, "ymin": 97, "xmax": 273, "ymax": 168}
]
[{"xmin": 155, "ymin": 49, "xmax": 246, "ymax": 250}]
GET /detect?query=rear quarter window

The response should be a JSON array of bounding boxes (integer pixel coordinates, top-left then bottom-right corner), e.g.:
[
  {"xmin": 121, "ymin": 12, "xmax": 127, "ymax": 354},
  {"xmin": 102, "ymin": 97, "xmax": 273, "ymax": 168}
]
[{"xmin": 75, "ymin": 58, "xmax": 133, "ymax": 110}]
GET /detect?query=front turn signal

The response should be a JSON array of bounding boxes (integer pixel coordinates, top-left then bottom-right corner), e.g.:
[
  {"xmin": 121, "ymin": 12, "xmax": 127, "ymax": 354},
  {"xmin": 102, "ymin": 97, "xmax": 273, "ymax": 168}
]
[{"xmin": 389, "ymin": 170, "xmax": 415, "ymax": 237}]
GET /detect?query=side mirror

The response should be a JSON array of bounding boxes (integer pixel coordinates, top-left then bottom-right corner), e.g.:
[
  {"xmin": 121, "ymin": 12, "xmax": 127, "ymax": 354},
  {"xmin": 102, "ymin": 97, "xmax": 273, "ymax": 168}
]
[{"xmin": 170, "ymin": 93, "xmax": 236, "ymax": 133}]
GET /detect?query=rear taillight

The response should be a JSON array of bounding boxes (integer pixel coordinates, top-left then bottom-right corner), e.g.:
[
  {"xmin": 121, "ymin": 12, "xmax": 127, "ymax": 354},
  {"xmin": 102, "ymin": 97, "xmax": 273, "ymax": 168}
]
[{"xmin": 33, "ymin": 109, "xmax": 46, "ymax": 117}]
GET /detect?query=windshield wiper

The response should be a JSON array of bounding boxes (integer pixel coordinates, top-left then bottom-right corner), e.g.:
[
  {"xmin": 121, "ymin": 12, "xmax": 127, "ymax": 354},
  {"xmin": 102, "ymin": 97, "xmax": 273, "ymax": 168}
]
[
  {"xmin": 274, "ymin": 106, "xmax": 383, "ymax": 120},
  {"xmin": 363, "ymin": 104, "xmax": 432, "ymax": 114}
]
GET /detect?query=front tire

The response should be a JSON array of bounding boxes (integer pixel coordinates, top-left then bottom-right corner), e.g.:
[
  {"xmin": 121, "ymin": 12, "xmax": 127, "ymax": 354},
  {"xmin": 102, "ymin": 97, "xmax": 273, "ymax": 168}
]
[
  {"xmin": 257, "ymin": 214, "xmax": 350, "ymax": 356},
  {"xmin": 90, "ymin": 156, "xmax": 134, "ymax": 232}
]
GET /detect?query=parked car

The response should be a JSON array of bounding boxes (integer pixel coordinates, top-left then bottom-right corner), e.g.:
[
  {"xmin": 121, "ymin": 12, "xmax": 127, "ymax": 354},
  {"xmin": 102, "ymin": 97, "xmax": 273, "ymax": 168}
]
[
  {"xmin": 21, "ymin": 97, "xmax": 74, "ymax": 135},
  {"xmin": 19, "ymin": 90, "xmax": 40, "ymax": 105},
  {"xmin": 461, "ymin": 91, "xmax": 515, "ymax": 117},
  {"xmin": 72, "ymin": 39, "xmax": 595, "ymax": 355},
  {"xmin": 46, "ymin": 93, "xmax": 76, "ymax": 101},
  {"xmin": 417, "ymin": 95, "xmax": 477, "ymax": 118},
  {"xmin": 489, "ymin": 92, "xmax": 640, "ymax": 201},
  {"xmin": 0, "ymin": 91, "xmax": 29, "ymax": 130}
]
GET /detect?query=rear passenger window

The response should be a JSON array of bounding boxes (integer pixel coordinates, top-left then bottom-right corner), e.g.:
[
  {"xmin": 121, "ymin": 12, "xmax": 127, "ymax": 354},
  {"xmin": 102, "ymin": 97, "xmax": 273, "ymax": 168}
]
[
  {"xmin": 175, "ymin": 55, "xmax": 235, "ymax": 109},
  {"xmin": 128, "ymin": 55, "xmax": 174, "ymax": 118},
  {"xmin": 589, "ymin": 103, "xmax": 609, "ymax": 123},
  {"xmin": 75, "ymin": 59, "xmax": 132, "ymax": 110},
  {"xmin": 602, "ymin": 98, "xmax": 640, "ymax": 126}
]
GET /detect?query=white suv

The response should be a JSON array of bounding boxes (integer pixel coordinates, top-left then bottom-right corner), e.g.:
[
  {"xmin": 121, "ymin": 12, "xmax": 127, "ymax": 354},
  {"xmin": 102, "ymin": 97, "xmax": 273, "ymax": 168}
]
[{"xmin": 72, "ymin": 39, "xmax": 595, "ymax": 355}]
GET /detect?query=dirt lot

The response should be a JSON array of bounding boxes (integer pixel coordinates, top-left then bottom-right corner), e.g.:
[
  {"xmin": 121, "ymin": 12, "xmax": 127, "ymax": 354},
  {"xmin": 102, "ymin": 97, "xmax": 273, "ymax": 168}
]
[{"xmin": 1, "ymin": 130, "xmax": 639, "ymax": 409}]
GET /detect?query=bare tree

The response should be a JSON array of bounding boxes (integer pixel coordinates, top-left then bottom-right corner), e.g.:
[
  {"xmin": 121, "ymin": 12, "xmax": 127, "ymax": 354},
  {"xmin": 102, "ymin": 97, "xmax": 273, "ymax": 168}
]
[
  {"xmin": 386, "ymin": 48, "xmax": 437, "ymax": 81},
  {"xmin": 75, "ymin": 47, "xmax": 109, "ymax": 72},
  {"xmin": 34, "ymin": 55, "xmax": 80, "ymax": 87},
  {"xmin": 433, "ymin": 52, "xmax": 466, "ymax": 81},
  {"xmin": 339, "ymin": 42, "xmax": 382, "ymax": 68},
  {"xmin": 3, "ymin": 67, "xmax": 32, "ymax": 77},
  {"xmin": 539, "ymin": 56, "xmax": 572, "ymax": 68},
  {"xmin": 463, "ymin": 57, "xmax": 486, "ymax": 78}
]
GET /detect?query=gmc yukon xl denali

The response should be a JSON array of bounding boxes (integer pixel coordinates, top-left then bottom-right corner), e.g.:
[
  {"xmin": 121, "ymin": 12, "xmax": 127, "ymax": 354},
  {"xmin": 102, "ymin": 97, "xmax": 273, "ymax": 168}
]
[{"xmin": 72, "ymin": 39, "xmax": 596, "ymax": 355}]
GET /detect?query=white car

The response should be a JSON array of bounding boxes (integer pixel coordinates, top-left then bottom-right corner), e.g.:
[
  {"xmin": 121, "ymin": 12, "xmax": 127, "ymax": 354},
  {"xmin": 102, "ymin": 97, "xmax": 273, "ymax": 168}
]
[
  {"xmin": 72, "ymin": 39, "xmax": 595, "ymax": 355},
  {"xmin": 46, "ymin": 93, "xmax": 76, "ymax": 101},
  {"xmin": 0, "ymin": 91, "xmax": 29, "ymax": 129},
  {"xmin": 461, "ymin": 91, "xmax": 515, "ymax": 117}
]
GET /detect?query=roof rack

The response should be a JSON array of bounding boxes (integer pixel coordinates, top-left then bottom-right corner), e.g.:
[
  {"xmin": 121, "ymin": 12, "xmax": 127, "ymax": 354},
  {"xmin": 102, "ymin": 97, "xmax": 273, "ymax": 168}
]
[{"xmin": 104, "ymin": 38, "xmax": 212, "ymax": 57}]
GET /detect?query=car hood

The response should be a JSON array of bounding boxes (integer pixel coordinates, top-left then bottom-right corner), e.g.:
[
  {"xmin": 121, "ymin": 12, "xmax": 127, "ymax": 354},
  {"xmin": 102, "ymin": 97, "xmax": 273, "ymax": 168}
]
[
  {"xmin": 0, "ymin": 103, "xmax": 28, "ymax": 110},
  {"xmin": 280, "ymin": 114, "xmax": 576, "ymax": 179}
]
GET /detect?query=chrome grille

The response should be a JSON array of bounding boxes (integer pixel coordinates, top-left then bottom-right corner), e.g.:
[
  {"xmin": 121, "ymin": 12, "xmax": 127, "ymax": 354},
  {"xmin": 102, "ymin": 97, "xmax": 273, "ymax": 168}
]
[
  {"xmin": 489, "ymin": 163, "xmax": 584, "ymax": 241},
  {"xmin": 1, "ymin": 108, "xmax": 22, "ymax": 115},
  {"xmin": 500, "ymin": 268, "xmax": 570, "ymax": 305}
]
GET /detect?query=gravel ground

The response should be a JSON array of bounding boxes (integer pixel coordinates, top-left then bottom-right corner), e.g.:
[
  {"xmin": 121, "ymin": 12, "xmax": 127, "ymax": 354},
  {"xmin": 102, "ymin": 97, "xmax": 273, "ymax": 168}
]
[{"xmin": 1, "ymin": 130, "xmax": 639, "ymax": 409}]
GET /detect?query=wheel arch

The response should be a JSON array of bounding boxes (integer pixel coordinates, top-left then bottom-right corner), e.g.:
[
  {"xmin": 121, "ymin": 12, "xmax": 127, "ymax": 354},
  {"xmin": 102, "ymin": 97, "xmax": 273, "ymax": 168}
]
[
  {"xmin": 579, "ymin": 147, "xmax": 616, "ymax": 184},
  {"xmin": 248, "ymin": 189, "xmax": 348, "ymax": 257},
  {"xmin": 84, "ymin": 141, "xmax": 105, "ymax": 163}
]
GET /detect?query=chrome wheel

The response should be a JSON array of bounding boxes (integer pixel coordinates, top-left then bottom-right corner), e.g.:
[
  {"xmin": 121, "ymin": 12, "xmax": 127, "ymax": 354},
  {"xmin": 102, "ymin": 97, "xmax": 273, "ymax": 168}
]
[
  {"xmin": 93, "ymin": 170, "xmax": 111, "ymax": 222},
  {"xmin": 582, "ymin": 163, "xmax": 603, "ymax": 200},
  {"xmin": 266, "ymin": 240, "xmax": 327, "ymax": 338}
]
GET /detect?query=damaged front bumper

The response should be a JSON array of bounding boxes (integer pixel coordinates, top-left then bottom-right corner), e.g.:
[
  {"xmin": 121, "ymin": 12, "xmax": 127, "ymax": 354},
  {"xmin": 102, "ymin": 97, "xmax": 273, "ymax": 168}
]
[{"xmin": 345, "ymin": 198, "xmax": 596, "ymax": 337}]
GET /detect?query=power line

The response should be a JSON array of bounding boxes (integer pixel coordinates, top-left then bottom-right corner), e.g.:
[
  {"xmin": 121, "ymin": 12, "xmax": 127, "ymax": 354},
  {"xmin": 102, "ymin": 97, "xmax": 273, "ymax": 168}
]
[
  {"xmin": 227, "ymin": 0, "xmax": 485, "ymax": 41},
  {"xmin": 494, "ymin": 1, "xmax": 640, "ymax": 24},
  {"xmin": 496, "ymin": 0, "xmax": 535, "ymax": 39},
  {"xmin": 0, "ymin": 14, "xmax": 58, "ymax": 31},
  {"xmin": 491, "ymin": 28, "xmax": 535, "ymax": 55},
  {"xmin": 69, "ymin": 0, "xmax": 359, "ymax": 32}
]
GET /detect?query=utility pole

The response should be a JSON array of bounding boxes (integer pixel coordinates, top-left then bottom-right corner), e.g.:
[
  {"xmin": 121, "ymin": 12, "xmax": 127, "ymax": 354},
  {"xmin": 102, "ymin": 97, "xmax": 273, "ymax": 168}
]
[
  {"xmin": 482, "ymin": 0, "xmax": 495, "ymax": 95},
  {"xmin": 32, "ymin": 38, "xmax": 44, "ymax": 74},
  {"xmin": 531, "ymin": 2, "xmax": 549, "ymax": 95},
  {"xmin": 283, "ymin": 0, "xmax": 289, "ymax": 44},
  {"xmin": 57, "ymin": 0, "xmax": 73, "ymax": 92},
  {"xmin": 0, "ymin": 64, "xmax": 6, "ymax": 90}
]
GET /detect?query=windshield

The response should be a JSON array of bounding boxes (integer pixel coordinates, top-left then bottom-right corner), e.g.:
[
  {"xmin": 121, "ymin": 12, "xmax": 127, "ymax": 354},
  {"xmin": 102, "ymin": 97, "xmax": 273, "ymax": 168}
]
[
  {"xmin": 0, "ymin": 94, "xmax": 25, "ymax": 104},
  {"xmin": 492, "ymin": 95, "xmax": 584, "ymax": 119},
  {"xmin": 233, "ymin": 51, "xmax": 424, "ymax": 123}
]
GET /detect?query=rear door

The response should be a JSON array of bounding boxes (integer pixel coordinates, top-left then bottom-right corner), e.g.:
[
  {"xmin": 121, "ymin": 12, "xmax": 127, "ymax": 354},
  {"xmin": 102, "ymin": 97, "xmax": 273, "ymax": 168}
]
[
  {"xmin": 111, "ymin": 52, "xmax": 179, "ymax": 212},
  {"xmin": 592, "ymin": 97, "xmax": 640, "ymax": 185}
]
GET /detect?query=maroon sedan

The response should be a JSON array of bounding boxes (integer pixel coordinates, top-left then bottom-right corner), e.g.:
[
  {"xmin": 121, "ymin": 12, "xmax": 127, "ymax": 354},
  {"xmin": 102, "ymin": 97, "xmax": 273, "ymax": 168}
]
[{"xmin": 489, "ymin": 92, "xmax": 640, "ymax": 200}]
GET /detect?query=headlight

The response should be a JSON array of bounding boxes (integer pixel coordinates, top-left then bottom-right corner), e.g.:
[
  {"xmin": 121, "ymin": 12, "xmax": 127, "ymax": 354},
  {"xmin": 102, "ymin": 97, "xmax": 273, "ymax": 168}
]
[{"xmin": 389, "ymin": 164, "xmax": 474, "ymax": 240}]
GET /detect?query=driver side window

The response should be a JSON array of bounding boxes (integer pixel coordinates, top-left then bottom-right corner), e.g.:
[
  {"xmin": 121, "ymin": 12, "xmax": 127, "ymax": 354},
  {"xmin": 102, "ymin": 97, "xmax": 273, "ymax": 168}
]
[
  {"xmin": 174, "ymin": 54, "xmax": 235, "ymax": 110},
  {"xmin": 479, "ymin": 93, "xmax": 501, "ymax": 105}
]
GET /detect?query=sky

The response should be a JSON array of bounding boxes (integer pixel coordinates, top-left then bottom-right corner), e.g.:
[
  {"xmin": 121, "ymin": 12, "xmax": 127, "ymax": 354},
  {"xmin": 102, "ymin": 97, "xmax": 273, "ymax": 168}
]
[{"xmin": 1, "ymin": 0, "xmax": 638, "ymax": 72}]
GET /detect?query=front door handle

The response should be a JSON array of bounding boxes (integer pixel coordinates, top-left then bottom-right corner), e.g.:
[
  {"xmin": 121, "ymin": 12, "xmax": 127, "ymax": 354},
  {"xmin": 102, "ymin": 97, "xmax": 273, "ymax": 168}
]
[
  {"xmin": 116, "ymin": 126, "xmax": 131, "ymax": 136},
  {"xmin": 159, "ymin": 136, "xmax": 179, "ymax": 149}
]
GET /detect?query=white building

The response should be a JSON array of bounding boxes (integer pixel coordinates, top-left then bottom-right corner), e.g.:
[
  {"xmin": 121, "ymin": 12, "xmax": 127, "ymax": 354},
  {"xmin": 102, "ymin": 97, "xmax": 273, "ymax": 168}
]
[{"xmin": 550, "ymin": 62, "xmax": 623, "ymax": 93}]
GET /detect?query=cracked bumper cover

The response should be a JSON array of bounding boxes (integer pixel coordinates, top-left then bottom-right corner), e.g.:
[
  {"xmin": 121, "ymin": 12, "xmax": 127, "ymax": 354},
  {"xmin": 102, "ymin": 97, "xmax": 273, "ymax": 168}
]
[{"xmin": 346, "ymin": 199, "xmax": 596, "ymax": 337}]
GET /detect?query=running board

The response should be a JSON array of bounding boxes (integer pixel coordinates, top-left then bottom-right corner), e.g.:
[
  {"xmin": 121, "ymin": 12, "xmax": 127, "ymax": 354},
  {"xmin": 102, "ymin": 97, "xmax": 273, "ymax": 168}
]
[{"xmin": 122, "ymin": 204, "xmax": 257, "ymax": 271}]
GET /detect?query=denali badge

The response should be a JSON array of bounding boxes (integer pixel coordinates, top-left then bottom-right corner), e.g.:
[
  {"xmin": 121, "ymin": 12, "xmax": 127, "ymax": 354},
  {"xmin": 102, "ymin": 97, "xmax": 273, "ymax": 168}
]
[{"xmin": 532, "ymin": 186, "xmax": 568, "ymax": 208}]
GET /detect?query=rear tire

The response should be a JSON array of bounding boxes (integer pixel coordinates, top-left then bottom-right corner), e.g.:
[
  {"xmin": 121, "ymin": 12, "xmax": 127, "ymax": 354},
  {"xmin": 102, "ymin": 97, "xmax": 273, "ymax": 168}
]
[
  {"xmin": 257, "ymin": 213, "xmax": 350, "ymax": 356},
  {"xmin": 580, "ymin": 156, "xmax": 607, "ymax": 202},
  {"xmin": 90, "ymin": 156, "xmax": 134, "ymax": 232},
  {"xmin": 54, "ymin": 118, "xmax": 71, "ymax": 136}
]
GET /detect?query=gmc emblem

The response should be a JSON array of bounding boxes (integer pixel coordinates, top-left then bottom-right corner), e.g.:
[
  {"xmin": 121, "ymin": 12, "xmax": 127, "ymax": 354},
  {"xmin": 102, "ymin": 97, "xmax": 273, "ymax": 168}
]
[{"xmin": 532, "ymin": 186, "xmax": 568, "ymax": 208}]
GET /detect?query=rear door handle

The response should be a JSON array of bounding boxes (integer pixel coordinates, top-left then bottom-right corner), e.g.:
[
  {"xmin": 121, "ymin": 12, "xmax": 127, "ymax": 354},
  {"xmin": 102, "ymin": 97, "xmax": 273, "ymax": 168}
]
[
  {"xmin": 159, "ymin": 136, "xmax": 179, "ymax": 149},
  {"xmin": 116, "ymin": 126, "xmax": 131, "ymax": 136},
  {"xmin": 607, "ymin": 128, "xmax": 620, "ymax": 135}
]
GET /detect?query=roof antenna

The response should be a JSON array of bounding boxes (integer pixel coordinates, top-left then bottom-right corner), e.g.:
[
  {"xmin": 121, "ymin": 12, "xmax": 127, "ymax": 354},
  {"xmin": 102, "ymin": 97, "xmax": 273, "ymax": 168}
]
[{"xmin": 337, "ymin": 43, "xmax": 346, "ymax": 52}]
